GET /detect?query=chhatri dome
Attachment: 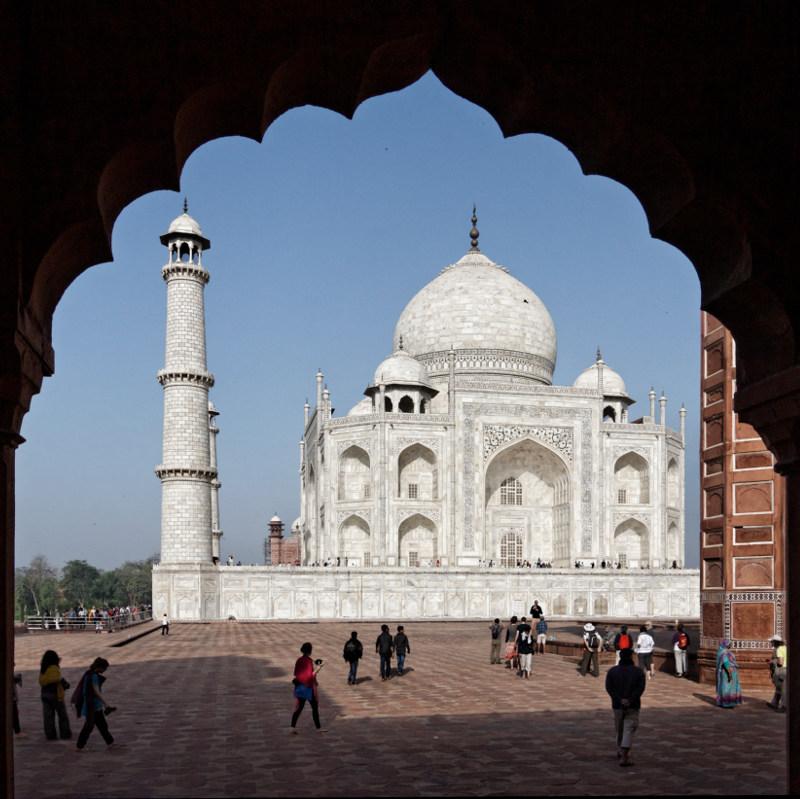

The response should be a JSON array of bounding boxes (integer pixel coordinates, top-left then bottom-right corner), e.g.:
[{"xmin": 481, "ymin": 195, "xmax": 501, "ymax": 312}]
[
  {"xmin": 393, "ymin": 208, "xmax": 557, "ymax": 384},
  {"xmin": 573, "ymin": 350, "xmax": 630, "ymax": 398},
  {"xmin": 159, "ymin": 198, "xmax": 211, "ymax": 249},
  {"xmin": 371, "ymin": 344, "xmax": 434, "ymax": 389}
]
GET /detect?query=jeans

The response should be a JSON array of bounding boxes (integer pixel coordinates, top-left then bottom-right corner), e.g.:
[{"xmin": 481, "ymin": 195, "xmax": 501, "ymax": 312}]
[
  {"xmin": 397, "ymin": 653, "xmax": 406, "ymax": 674},
  {"xmin": 76, "ymin": 710, "xmax": 114, "ymax": 749},
  {"xmin": 42, "ymin": 698, "xmax": 72, "ymax": 740},
  {"xmin": 380, "ymin": 653, "xmax": 392, "ymax": 678},
  {"xmin": 613, "ymin": 707, "xmax": 639, "ymax": 749},
  {"xmin": 348, "ymin": 660, "xmax": 359, "ymax": 684}
]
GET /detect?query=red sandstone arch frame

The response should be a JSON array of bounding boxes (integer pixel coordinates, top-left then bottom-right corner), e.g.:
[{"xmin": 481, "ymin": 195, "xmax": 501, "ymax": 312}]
[{"xmin": 2, "ymin": 4, "xmax": 799, "ymax": 794}]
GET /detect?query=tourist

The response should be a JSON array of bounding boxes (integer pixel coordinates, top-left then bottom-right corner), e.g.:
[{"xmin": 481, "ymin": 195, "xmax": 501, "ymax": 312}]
[
  {"xmin": 672, "ymin": 623, "xmax": 690, "ymax": 677},
  {"xmin": 39, "ymin": 650, "xmax": 71, "ymax": 741},
  {"xmin": 375, "ymin": 624, "xmax": 394, "ymax": 681},
  {"xmin": 715, "ymin": 640, "xmax": 742, "ymax": 708},
  {"xmin": 767, "ymin": 634, "xmax": 787, "ymax": 712},
  {"xmin": 529, "ymin": 600, "xmax": 543, "ymax": 620},
  {"xmin": 634, "ymin": 624, "xmax": 656, "ymax": 680},
  {"xmin": 342, "ymin": 631, "xmax": 363, "ymax": 685},
  {"xmin": 76, "ymin": 657, "xmax": 115, "ymax": 750},
  {"xmin": 578, "ymin": 622, "xmax": 601, "ymax": 677},
  {"xmin": 12, "ymin": 670, "xmax": 22, "ymax": 735},
  {"xmin": 504, "ymin": 615, "xmax": 519, "ymax": 669},
  {"xmin": 395, "ymin": 626, "xmax": 411, "ymax": 675},
  {"xmin": 613, "ymin": 625, "xmax": 634, "ymax": 665},
  {"xmin": 535, "ymin": 616, "xmax": 548, "ymax": 654},
  {"xmin": 161, "ymin": 613, "xmax": 170, "ymax": 636},
  {"xmin": 516, "ymin": 617, "xmax": 533, "ymax": 678},
  {"xmin": 489, "ymin": 618, "xmax": 504, "ymax": 664},
  {"xmin": 290, "ymin": 642, "xmax": 324, "ymax": 732},
  {"xmin": 605, "ymin": 648, "xmax": 646, "ymax": 767}
]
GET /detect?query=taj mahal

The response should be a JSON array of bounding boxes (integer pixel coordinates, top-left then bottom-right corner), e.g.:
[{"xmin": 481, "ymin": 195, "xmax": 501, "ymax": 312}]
[{"xmin": 153, "ymin": 207, "xmax": 700, "ymax": 621}]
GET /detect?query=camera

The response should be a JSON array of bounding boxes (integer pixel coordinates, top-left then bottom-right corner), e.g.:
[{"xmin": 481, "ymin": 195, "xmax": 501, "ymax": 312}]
[
  {"xmin": 314, "ymin": 659, "xmax": 324, "ymax": 666},
  {"xmin": 60, "ymin": 678, "xmax": 70, "ymax": 690},
  {"xmin": 104, "ymin": 706, "xmax": 117, "ymax": 716}
]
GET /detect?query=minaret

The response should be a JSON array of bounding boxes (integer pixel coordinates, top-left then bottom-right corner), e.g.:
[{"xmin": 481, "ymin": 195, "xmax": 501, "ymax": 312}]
[
  {"xmin": 156, "ymin": 202, "xmax": 215, "ymax": 565},
  {"xmin": 208, "ymin": 401, "xmax": 223, "ymax": 564}
]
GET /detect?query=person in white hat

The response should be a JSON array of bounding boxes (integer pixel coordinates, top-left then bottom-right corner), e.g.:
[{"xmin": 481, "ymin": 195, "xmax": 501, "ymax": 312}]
[
  {"xmin": 578, "ymin": 622, "xmax": 601, "ymax": 677},
  {"xmin": 767, "ymin": 634, "xmax": 787, "ymax": 712}
]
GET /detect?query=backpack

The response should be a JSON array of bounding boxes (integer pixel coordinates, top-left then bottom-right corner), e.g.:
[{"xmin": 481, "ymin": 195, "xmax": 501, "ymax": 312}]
[
  {"xmin": 678, "ymin": 632, "xmax": 689, "ymax": 650},
  {"xmin": 344, "ymin": 639, "xmax": 359, "ymax": 658},
  {"xmin": 618, "ymin": 633, "xmax": 632, "ymax": 650},
  {"xmin": 586, "ymin": 631, "xmax": 598, "ymax": 650},
  {"xmin": 70, "ymin": 672, "xmax": 89, "ymax": 718}
]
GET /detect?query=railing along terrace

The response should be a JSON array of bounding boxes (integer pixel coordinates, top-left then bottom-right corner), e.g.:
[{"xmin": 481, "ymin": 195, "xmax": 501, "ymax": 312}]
[{"xmin": 25, "ymin": 609, "xmax": 153, "ymax": 632}]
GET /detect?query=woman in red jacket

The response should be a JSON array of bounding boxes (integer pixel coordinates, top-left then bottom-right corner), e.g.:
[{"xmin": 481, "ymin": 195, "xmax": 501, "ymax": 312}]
[{"xmin": 291, "ymin": 642, "xmax": 324, "ymax": 733}]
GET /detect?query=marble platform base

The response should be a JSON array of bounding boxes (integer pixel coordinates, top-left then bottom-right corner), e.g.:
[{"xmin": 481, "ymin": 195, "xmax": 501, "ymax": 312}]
[{"xmin": 153, "ymin": 565, "xmax": 700, "ymax": 622}]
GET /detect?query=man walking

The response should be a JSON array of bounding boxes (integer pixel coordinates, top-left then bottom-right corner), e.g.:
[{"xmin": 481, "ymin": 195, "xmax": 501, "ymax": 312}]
[
  {"xmin": 535, "ymin": 615, "xmax": 548, "ymax": 654},
  {"xmin": 343, "ymin": 631, "xmax": 363, "ymax": 685},
  {"xmin": 516, "ymin": 617, "xmax": 533, "ymax": 679},
  {"xmin": 578, "ymin": 622, "xmax": 601, "ymax": 677},
  {"xmin": 529, "ymin": 600, "xmax": 543, "ymax": 620},
  {"xmin": 395, "ymin": 626, "xmax": 411, "ymax": 675},
  {"xmin": 376, "ymin": 624, "xmax": 394, "ymax": 681},
  {"xmin": 605, "ymin": 648, "xmax": 646, "ymax": 766},
  {"xmin": 767, "ymin": 634, "xmax": 787, "ymax": 712},
  {"xmin": 489, "ymin": 618, "xmax": 504, "ymax": 663},
  {"xmin": 160, "ymin": 613, "xmax": 169, "ymax": 636}
]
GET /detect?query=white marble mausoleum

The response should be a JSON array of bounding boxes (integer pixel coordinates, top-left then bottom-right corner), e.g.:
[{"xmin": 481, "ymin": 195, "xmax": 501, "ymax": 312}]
[{"xmin": 153, "ymin": 208, "xmax": 700, "ymax": 621}]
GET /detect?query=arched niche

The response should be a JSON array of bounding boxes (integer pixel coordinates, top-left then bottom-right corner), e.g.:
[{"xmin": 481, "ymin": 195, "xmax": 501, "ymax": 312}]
[
  {"xmin": 398, "ymin": 395, "xmax": 414, "ymax": 413},
  {"xmin": 614, "ymin": 452, "xmax": 650, "ymax": 504},
  {"xmin": 613, "ymin": 518, "xmax": 649, "ymax": 567},
  {"xmin": 398, "ymin": 513, "xmax": 437, "ymax": 566},
  {"xmin": 338, "ymin": 445, "xmax": 371, "ymax": 501},
  {"xmin": 667, "ymin": 457, "xmax": 680, "ymax": 507},
  {"xmin": 398, "ymin": 443, "xmax": 437, "ymax": 500},
  {"xmin": 667, "ymin": 521, "xmax": 681, "ymax": 566},
  {"xmin": 484, "ymin": 438, "xmax": 570, "ymax": 565},
  {"xmin": 603, "ymin": 405, "xmax": 617, "ymax": 422},
  {"xmin": 338, "ymin": 514, "xmax": 371, "ymax": 567}
]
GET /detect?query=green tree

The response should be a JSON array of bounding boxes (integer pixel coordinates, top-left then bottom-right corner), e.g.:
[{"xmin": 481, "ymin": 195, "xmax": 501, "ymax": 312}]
[
  {"xmin": 115, "ymin": 556, "xmax": 155, "ymax": 606},
  {"xmin": 60, "ymin": 559, "xmax": 102, "ymax": 607},
  {"xmin": 15, "ymin": 555, "xmax": 59, "ymax": 616}
]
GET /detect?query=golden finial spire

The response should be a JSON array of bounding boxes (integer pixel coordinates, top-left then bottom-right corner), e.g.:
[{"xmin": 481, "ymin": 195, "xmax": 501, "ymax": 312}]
[{"xmin": 469, "ymin": 204, "xmax": 480, "ymax": 251}]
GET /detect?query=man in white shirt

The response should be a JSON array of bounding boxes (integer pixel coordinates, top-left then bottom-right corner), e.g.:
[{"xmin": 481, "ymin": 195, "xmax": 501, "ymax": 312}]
[
  {"xmin": 634, "ymin": 624, "xmax": 656, "ymax": 679},
  {"xmin": 578, "ymin": 623, "xmax": 601, "ymax": 677}
]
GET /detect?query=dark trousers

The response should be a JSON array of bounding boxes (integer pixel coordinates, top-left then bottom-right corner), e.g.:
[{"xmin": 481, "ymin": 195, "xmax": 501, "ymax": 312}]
[
  {"xmin": 380, "ymin": 654, "xmax": 392, "ymax": 678},
  {"xmin": 76, "ymin": 711, "xmax": 114, "ymax": 749},
  {"xmin": 161, "ymin": 625, "xmax": 169, "ymax": 635},
  {"xmin": 347, "ymin": 660, "xmax": 359, "ymax": 684},
  {"xmin": 579, "ymin": 650, "xmax": 599, "ymax": 676},
  {"xmin": 291, "ymin": 697, "xmax": 321, "ymax": 729},
  {"xmin": 397, "ymin": 653, "xmax": 406, "ymax": 673},
  {"xmin": 42, "ymin": 699, "xmax": 72, "ymax": 739}
]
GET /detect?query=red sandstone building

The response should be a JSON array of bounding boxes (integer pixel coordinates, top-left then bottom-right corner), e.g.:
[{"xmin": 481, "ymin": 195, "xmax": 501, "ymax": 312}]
[
  {"xmin": 698, "ymin": 313, "xmax": 785, "ymax": 685},
  {"xmin": 265, "ymin": 514, "xmax": 300, "ymax": 566}
]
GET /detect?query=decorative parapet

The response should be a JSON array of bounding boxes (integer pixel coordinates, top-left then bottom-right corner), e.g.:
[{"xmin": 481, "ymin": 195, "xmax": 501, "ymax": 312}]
[
  {"xmin": 418, "ymin": 347, "xmax": 554, "ymax": 383},
  {"xmin": 161, "ymin": 263, "xmax": 210, "ymax": 283},
  {"xmin": 155, "ymin": 465, "xmax": 217, "ymax": 481},
  {"xmin": 157, "ymin": 369, "xmax": 215, "ymax": 388},
  {"xmin": 326, "ymin": 413, "xmax": 451, "ymax": 428}
]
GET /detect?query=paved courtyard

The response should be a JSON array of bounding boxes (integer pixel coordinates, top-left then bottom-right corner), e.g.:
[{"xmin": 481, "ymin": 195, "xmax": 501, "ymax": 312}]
[{"xmin": 12, "ymin": 622, "xmax": 785, "ymax": 797}]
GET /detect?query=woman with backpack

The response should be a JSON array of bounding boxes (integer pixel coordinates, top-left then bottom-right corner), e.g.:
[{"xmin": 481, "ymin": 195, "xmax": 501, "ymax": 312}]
[
  {"xmin": 38, "ymin": 650, "xmax": 71, "ymax": 740},
  {"xmin": 75, "ymin": 657, "xmax": 115, "ymax": 750},
  {"xmin": 672, "ymin": 623, "xmax": 691, "ymax": 677},
  {"xmin": 613, "ymin": 626, "xmax": 634, "ymax": 665}
]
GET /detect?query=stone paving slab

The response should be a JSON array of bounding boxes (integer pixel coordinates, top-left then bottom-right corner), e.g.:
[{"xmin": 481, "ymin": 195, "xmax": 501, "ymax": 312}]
[{"xmin": 12, "ymin": 622, "xmax": 785, "ymax": 797}]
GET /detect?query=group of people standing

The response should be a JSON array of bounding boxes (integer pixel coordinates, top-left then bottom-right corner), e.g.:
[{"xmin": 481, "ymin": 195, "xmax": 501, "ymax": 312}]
[
  {"xmin": 490, "ymin": 601, "xmax": 548, "ymax": 678},
  {"xmin": 290, "ymin": 624, "xmax": 413, "ymax": 732},
  {"xmin": 12, "ymin": 650, "xmax": 116, "ymax": 751}
]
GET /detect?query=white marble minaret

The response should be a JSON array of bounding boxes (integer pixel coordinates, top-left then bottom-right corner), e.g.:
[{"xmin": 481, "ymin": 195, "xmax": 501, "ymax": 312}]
[{"xmin": 155, "ymin": 203, "xmax": 215, "ymax": 565}]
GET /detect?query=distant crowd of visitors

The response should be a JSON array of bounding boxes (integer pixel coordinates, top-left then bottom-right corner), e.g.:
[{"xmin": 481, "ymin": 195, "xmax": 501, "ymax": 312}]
[{"xmin": 40, "ymin": 605, "xmax": 151, "ymax": 631}]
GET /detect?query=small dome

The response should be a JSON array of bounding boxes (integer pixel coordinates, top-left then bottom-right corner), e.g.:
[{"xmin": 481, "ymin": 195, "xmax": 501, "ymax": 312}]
[
  {"xmin": 168, "ymin": 212, "xmax": 204, "ymax": 237},
  {"xmin": 371, "ymin": 349, "xmax": 432, "ymax": 389},
  {"xmin": 269, "ymin": 514, "xmax": 282, "ymax": 523},
  {"xmin": 347, "ymin": 397, "xmax": 374, "ymax": 416},
  {"xmin": 573, "ymin": 359, "xmax": 629, "ymax": 397}
]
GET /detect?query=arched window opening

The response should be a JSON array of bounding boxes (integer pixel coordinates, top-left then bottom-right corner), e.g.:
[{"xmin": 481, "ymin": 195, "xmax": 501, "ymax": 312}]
[
  {"xmin": 179, "ymin": 242, "xmax": 190, "ymax": 262},
  {"xmin": 667, "ymin": 458, "xmax": 680, "ymax": 507},
  {"xmin": 384, "ymin": 396, "xmax": 393, "ymax": 412},
  {"xmin": 500, "ymin": 477, "xmax": 523, "ymax": 506},
  {"xmin": 337, "ymin": 445, "xmax": 370, "ymax": 501},
  {"xmin": 398, "ymin": 443, "xmax": 438, "ymax": 500},
  {"xmin": 339, "ymin": 515, "xmax": 370, "ymax": 568},
  {"xmin": 614, "ymin": 452, "xmax": 650, "ymax": 504},
  {"xmin": 399, "ymin": 514, "xmax": 437, "ymax": 566},
  {"xmin": 399, "ymin": 395, "xmax": 414, "ymax": 413},
  {"xmin": 500, "ymin": 532, "xmax": 523, "ymax": 567},
  {"xmin": 614, "ymin": 519, "xmax": 649, "ymax": 568},
  {"xmin": 603, "ymin": 405, "xmax": 616, "ymax": 422}
]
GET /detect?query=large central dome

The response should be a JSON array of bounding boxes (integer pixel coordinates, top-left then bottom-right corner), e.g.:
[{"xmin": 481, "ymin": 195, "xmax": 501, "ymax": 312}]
[{"xmin": 394, "ymin": 249, "xmax": 557, "ymax": 384}]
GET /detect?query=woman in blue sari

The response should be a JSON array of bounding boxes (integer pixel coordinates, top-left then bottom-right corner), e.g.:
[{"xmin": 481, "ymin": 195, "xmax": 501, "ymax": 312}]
[{"xmin": 715, "ymin": 640, "xmax": 742, "ymax": 708}]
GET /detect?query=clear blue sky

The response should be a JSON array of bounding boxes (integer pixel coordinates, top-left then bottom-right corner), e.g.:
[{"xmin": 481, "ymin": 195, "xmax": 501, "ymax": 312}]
[{"xmin": 15, "ymin": 73, "xmax": 701, "ymax": 570}]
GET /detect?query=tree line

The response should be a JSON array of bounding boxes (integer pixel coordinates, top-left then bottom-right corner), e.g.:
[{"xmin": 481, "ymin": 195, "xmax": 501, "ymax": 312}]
[{"xmin": 15, "ymin": 555, "xmax": 157, "ymax": 620}]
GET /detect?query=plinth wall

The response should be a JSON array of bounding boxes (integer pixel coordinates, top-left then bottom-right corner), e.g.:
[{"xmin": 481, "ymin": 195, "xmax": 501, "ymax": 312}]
[{"xmin": 152, "ymin": 565, "xmax": 699, "ymax": 621}]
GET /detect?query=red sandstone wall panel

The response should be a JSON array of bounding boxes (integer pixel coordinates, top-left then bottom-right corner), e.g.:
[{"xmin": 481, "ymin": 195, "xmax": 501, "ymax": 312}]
[
  {"xmin": 734, "ymin": 557, "xmax": 773, "ymax": 588},
  {"xmin": 731, "ymin": 603, "xmax": 774, "ymax": 640}
]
